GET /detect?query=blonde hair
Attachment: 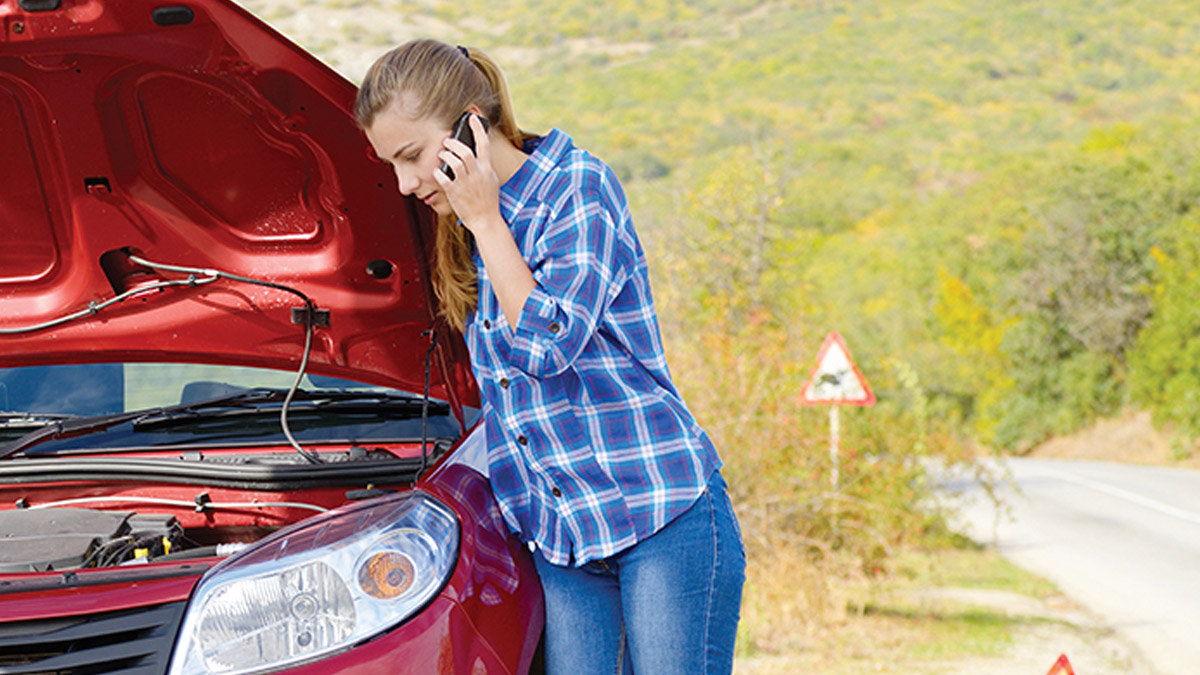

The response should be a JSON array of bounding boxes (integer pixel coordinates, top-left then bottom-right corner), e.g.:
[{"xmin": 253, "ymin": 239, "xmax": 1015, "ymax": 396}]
[{"xmin": 356, "ymin": 40, "xmax": 536, "ymax": 331}]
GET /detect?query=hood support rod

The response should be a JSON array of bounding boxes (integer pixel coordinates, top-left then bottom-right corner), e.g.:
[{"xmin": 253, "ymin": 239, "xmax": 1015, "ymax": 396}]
[{"xmin": 418, "ymin": 328, "xmax": 438, "ymax": 481}]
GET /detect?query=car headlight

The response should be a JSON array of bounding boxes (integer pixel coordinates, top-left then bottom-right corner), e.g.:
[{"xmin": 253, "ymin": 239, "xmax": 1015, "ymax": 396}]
[{"xmin": 168, "ymin": 492, "xmax": 459, "ymax": 675}]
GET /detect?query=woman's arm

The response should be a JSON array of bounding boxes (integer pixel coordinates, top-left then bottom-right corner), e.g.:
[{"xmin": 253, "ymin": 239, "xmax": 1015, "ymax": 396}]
[
  {"xmin": 439, "ymin": 119, "xmax": 630, "ymax": 378},
  {"xmin": 470, "ymin": 218, "xmax": 536, "ymax": 330},
  {"xmin": 436, "ymin": 115, "xmax": 535, "ymax": 329}
]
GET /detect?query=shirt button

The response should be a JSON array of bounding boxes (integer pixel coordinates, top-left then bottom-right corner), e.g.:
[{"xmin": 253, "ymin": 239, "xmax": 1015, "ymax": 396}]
[
  {"xmin": 517, "ymin": 435, "xmax": 528, "ymax": 445},
  {"xmin": 552, "ymin": 487, "xmax": 563, "ymax": 498},
  {"xmin": 500, "ymin": 377, "xmax": 509, "ymax": 388},
  {"xmin": 548, "ymin": 322, "xmax": 560, "ymax": 334},
  {"xmin": 483, "ymin": 319, "xmax": 491, "ymax": 329}
]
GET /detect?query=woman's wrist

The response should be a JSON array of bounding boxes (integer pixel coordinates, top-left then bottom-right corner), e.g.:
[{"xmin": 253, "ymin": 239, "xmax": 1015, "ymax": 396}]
[{"xmin": 463, "ymin": 212, "xmax": 509, "ymax": 239}]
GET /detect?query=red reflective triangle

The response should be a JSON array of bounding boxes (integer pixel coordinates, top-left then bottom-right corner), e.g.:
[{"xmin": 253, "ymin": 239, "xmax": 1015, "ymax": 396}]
[{"xmin": 1045, "ymin": 655, "xmax": 1075, "ymax": 675}]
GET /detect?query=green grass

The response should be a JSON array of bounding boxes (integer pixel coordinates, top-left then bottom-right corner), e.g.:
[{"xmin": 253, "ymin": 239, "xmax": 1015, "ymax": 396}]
[{"xmin": 736, "ymin": 539, "xmax": 1082, "ymax": 673}]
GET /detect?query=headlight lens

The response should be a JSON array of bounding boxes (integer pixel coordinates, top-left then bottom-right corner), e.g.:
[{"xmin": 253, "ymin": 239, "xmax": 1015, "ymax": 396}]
[{"xmin": 169, "ymin": 492, "xmax": 459, "ymax": 675}]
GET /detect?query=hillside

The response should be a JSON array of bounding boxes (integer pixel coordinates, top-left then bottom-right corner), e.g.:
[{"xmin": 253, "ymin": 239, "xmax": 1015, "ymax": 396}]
[
  {"xmin": 244, "ymin": 0, "xmax": 1200, "ymax": 454},
  {"xmin": 238, "ymin": 1, "xmax": 1200, "ymax": 668}
]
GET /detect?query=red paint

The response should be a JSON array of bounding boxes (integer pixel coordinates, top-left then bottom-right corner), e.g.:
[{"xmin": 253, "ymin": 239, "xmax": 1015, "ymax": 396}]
[
  {"xmin": 0, "ymin": 0, "xmax": 478, "ymax": 412},
  {"xmin": 0, "ymin": 0, "xmax": 541, "ymax": 671}
]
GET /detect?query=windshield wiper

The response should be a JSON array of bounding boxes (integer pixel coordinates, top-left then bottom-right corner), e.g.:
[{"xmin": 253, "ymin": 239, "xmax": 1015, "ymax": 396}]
[
  {"xmin": 131, "ymin": 390, "xmax": 447, "ymax": 430},
  {"xmin": 0, "ymin": 388, "xmax": 292, "ymax": 460},
  {"xmin": 0, "ymin": 412, "xmax": 83, "ymax": 435},
  {"xmin": 0, "ymin": 389, "xmax": 445, "ymax": 460},
  {"xmin": 1, "ymin": 412, "xmax": 81, "ymax": 424}
]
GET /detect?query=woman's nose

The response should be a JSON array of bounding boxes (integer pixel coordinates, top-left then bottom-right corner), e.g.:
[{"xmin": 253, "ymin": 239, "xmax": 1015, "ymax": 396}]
[{"xmin": 394, "ymin": 165, "xmax": 419, "ymax": 195}]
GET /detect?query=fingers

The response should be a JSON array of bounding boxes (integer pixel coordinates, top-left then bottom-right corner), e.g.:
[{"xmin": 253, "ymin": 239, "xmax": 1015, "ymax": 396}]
[
  {"xmin": 469, "ymin": 114, "xmax": 491, "ymax": 164},
  {"xmin": 438, "ymin": 147, "xmax": 466, "ymax": 180},
  {"xmin": 432, "ymin": 161, "xmax": 452, "ymax": 189},
  {"xmin": 437, "ymin": 114, "xmax": 499, "ymax": 227},
  {"xmin": 442, "ymin": 114, "xmax": 490, "ymax": 176}
]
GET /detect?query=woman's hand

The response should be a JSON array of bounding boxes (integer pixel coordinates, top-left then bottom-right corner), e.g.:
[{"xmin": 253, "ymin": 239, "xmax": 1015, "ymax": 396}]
[
  {"xmin": 435, "ymin": 114, "xmax": 535, "ymax": 328},
  {"xmin": 434, "ymin": 115, "xmax": 504, "ymax": 235}
]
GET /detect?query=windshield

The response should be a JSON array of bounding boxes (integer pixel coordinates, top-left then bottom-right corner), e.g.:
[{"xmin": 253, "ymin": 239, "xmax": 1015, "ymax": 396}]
[{"xmin": 0, "ymin": 363, "xmax": 467, "ymax": 453}]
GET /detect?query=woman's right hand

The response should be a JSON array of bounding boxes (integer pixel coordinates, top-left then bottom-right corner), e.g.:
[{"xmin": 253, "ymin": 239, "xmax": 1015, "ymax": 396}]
[{"xmin": 434, "ymin": 114, "xmax": 504, "ymax": 236}]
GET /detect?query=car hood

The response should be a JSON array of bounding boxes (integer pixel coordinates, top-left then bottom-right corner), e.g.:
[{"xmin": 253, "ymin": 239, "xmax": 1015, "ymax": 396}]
[{"xmin": 0, "ymin": 0, "xmax": 478, "ymax": 413}]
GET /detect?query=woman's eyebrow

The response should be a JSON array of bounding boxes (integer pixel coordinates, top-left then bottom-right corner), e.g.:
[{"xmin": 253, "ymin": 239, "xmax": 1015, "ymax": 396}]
[{"xmin": 388, "ymin": 143, "xmax": 416, "ymax": 160}]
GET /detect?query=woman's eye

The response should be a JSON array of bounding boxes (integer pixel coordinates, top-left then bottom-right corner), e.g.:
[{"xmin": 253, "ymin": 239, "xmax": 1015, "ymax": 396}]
[{"xmin": 406, "ymin": 151, "xmax": 421, "ymax": 162}]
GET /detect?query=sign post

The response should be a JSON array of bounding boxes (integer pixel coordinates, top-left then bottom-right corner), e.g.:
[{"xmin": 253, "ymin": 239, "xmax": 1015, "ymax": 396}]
[{"xmin": 799, "ymin": 331, "xmax": 875, "ymax": 490}]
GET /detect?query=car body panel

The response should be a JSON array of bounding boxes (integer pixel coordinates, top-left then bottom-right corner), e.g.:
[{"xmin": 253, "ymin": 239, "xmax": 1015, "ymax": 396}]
[
  {"xmin": 0, "ymin": 456, "xmax": 542, "ymax": 674},
  {"xmin": 0, "ymin": 0, "xmax": 478, "ymax": 411},
  {"xmin": 0, "ymin": 0, "xmax": 541, "ymax": 672}
]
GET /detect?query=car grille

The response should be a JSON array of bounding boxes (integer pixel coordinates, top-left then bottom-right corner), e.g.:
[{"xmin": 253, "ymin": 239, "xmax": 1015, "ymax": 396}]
[{"xmin": 0, "ymin": 601, "xmax": 184, "ymax": 674}]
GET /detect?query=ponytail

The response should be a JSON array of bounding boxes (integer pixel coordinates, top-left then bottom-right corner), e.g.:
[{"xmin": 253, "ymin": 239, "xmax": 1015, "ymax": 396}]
[{"xmin": 356, "ymin": 40, "xmax": 536, "ymax": 332}]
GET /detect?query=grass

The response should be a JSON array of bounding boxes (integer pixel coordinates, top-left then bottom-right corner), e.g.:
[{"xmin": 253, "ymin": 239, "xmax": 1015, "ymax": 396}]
[{"xmin": 735, "ymin": 537, "xmax": 1076, "ymax": 673}]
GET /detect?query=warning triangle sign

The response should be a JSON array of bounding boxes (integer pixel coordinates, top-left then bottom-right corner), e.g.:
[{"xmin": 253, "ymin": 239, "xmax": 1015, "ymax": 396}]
[{"xmin": 800, "ymin": 331, "xmax": 875, "ymax": 406}]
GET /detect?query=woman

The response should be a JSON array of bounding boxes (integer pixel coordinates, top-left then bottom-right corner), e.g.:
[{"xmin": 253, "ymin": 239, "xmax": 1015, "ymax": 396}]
[{"xmin": 356, "ymin": 39, "xmax": 745, "ymax": 674}]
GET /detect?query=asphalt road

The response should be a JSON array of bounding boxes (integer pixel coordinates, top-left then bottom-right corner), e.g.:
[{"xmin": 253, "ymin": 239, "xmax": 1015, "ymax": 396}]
[{"xmin": 941, "ymin": 457, "xmax": 1200, "ymax": 675}]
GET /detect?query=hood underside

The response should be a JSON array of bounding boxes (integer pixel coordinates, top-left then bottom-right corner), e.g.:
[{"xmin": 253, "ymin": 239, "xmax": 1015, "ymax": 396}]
[{"xmin": 0, "ymin": 0, "xmax": 477, "ymax": 411}]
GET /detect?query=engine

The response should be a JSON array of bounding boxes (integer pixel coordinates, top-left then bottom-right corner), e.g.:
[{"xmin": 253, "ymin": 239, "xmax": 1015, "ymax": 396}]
[{"xmin": 0, "ymin": 508, "xmax": 184, "ymax": 572}]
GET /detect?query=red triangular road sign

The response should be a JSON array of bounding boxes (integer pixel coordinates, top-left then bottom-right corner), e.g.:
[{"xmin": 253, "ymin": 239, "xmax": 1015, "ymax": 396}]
[{"xmin": 800, "ymin": 331, "xmax": 875, "ymax": 406}]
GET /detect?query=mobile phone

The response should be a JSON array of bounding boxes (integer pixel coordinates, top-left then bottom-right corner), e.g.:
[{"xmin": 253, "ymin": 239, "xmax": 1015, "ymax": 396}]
[{"xmin": 440, "ymin": 112, "xmax": 490, "ymax": 180}]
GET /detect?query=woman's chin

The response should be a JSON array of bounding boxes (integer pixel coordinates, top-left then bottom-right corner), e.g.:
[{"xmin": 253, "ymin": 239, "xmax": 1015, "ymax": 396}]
[{"xmin": 426, "ymin": 196, "xmax": 453, "ymax": 217}]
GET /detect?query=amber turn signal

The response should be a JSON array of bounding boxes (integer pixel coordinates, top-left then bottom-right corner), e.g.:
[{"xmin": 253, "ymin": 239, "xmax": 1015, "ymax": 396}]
[{"xmin": 357, "ymin": 551, "xmax": 416, "ymax": 599}]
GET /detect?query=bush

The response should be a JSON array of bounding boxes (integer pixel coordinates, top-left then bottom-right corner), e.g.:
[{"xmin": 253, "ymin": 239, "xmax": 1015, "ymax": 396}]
[{"xmin": 1128, "ymin": 219, "xmax": 1200, "ymax": 438}]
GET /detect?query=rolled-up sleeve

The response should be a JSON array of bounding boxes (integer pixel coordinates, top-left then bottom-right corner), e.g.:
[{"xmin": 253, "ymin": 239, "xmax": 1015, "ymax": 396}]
[{"xmin": 507, "ymin": 180, "xmax": 629, "ymax": 378}]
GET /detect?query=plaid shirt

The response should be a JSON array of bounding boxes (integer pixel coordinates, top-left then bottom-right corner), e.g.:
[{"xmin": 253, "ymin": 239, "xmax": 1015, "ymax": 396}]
[{"xmin": 465, "ymin": 129, "xmax": 720, "ymax": 567}]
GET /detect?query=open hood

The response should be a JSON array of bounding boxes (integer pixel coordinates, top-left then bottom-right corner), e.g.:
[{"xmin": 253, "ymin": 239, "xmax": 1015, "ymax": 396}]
[{"xmin": 0, "ymin": 0, "xmax": 478, "ymax": 412}]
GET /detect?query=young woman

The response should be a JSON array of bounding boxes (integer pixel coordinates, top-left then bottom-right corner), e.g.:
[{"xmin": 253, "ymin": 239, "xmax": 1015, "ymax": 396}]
[{"xmin": 356, "ymin": 39, "xmax": 745, "ymax": 674}]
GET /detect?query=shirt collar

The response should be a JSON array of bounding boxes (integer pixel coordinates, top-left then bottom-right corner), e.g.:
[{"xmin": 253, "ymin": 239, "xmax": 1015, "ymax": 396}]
[{"xmin": 499, "ymin": 128, "xmax": 573, "ymax": 219}]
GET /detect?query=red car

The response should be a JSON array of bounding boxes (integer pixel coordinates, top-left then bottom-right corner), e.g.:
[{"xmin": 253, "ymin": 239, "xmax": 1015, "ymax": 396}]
[{"xmin": 0, "ymin": 0, "xmax": 543, "ymax": 673}]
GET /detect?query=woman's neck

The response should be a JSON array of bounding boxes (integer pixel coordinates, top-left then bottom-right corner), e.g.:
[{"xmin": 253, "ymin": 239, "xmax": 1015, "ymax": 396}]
[{"xmin": 490, "ymin": 131, "xmax": 530, "ymax": 186}]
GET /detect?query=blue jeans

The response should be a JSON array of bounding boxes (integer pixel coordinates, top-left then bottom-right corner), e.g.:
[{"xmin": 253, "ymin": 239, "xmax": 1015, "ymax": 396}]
[{"xmin": 532, "ymin": 470, "xmax": 746, "ymax": 674}]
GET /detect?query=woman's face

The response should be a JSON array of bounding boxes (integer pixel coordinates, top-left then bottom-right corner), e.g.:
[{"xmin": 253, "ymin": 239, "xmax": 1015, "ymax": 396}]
[{"xmin": 365, "ymin": 100, "xmax": 455, "ymax": 216}]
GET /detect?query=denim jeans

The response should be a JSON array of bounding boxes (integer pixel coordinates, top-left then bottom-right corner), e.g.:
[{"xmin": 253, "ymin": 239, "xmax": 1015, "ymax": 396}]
[{"xmin": 532, "ymin": 470, "xmax": 746, "ymax": 674}]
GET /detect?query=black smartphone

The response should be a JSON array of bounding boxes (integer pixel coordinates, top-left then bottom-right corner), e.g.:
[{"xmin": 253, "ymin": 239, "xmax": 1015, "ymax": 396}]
[{"xmin": 440, "ymin": 112, "xmax": 490, "ymax": 180}]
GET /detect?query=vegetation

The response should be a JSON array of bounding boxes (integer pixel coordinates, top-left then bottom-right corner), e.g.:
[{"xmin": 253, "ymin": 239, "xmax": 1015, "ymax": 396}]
[
  {"xmin": 737, "ymin": 540, "xmax": 1106, "ymax": 673},
  {"xmin": 243, "ymin": 0, "xmax": 1200, "ymax": 663}
]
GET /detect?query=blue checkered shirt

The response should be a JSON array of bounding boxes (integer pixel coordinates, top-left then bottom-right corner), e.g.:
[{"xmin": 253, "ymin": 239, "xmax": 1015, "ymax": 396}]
[{"xmin": 465, "ymin": 129, "xmax": 721, "ymax": 567}]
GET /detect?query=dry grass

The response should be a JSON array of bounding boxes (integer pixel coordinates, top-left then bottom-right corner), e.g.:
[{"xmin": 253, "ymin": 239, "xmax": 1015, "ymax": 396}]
[
  {"xmin": 1028, "ymin": 408, "xmax": 1200, "ymax": 469},
  {"xmin": 733, "ymin": 544, "xmax": 1141, "ymax": 674}
]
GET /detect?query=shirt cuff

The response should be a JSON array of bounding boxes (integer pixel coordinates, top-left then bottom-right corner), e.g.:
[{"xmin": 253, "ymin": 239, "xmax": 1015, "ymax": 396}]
[{"xmin": 509, "ymin": 286, "xmax": 564, "ymax": 376}]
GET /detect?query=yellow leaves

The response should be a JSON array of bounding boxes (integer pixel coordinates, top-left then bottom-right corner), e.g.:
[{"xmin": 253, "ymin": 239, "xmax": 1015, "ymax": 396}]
[
  {"xmin": 938, "ymin": 102, "xmax": 969, "ymax": 126},
  {"xmin": 1149, "ymin": 244, "xmax": 1167, "ymax": 264},
  {"xmin": 863, "ymin": 294, "xmax": 893, "ymax": 318},
  {"xmin": 853, "ymin": 205, "xmax": 893, "ymax": 236},
  {"xmin": 933, "ymin": 270, "xmax": 1007, "ymax": 358},
  {"xmin": 1182, "ymin": 92, "xmax": 1200, "ymax": 113},
  {"xmin": 912, "ymin": 90, "xmax": 949, "ymax": 110},
  {"xmin": 977, "ymin": 99, "xmax": 1016, "ymax": 118},
  {"xmin": 1081, "ymin": 122, "xmax": 1139, "ymax": 153}
]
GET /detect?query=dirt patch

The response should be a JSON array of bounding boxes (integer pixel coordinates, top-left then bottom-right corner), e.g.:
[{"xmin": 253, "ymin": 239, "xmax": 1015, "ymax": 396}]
[{"xmin": 1027, "ymin": 409, "xmax": 1200, "ymax": 469}]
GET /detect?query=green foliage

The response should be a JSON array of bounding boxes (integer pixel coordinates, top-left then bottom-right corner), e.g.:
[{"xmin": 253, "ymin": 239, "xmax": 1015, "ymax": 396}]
[
  {"xmin": 245, "ymin": 0, "xmax": 1200, "ymax": 640},
  {"xmin": 1128, "ymin": 220, "xmax": 1200, "ymax": 438},
  {"xmin": 930, "ymin": 122, "xmax": 1200, "ymax": 447}
]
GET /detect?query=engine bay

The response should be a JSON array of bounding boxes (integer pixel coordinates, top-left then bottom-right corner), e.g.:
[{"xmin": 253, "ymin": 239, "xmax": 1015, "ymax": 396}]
[
  {"xmin": 0, "ymin": 495, "xmax": 322, "ymax": 573},
  {"xmin": 0, "ymin": 507, "xmax": 208, "ymax": 572}
]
